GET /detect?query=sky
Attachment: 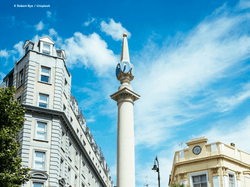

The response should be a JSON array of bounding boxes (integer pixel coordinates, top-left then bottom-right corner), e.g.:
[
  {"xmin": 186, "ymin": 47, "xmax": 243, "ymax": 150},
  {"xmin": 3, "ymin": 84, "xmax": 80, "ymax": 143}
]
[{"xmin": 1, "ymin": 0, "xmax": 250, "ymax": 186}]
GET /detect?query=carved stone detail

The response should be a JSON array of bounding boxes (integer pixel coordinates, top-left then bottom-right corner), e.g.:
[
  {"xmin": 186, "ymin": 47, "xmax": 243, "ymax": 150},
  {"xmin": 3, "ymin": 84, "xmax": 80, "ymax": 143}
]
[
  {"xmin": 236, "ymin": 171, "xmax": 241, "ymax": 180},
  {"xmin": 243, "ymin": 171, "xmax": 250, "ymax": 175},
  {"xmin": 179, "ymin": 172, "xmax": 187, "ymax": 180},
  {"xmin": 222, "ymin": 166, "xmax": 228, "ymax": 176},
  {"xmin": 211, "ymin": 167, "xmax": 220, "ymax": 176}
]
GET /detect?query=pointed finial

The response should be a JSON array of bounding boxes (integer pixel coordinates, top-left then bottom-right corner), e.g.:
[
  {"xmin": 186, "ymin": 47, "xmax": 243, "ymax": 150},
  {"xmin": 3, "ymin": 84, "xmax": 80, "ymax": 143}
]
[{"xmin": 120, "ymin": 33, "xmax": 130, "ymax": 63}]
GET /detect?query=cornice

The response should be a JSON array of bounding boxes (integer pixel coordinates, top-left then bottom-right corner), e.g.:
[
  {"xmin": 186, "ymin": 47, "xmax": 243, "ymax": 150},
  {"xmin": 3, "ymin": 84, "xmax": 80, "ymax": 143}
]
[
  {"xmin": 110, "ymin": 87, "xmax": 140, "ymax": 102},
  {"xmin": 174, "ymin": 154, "xmax": 250, "ymax": 168}
]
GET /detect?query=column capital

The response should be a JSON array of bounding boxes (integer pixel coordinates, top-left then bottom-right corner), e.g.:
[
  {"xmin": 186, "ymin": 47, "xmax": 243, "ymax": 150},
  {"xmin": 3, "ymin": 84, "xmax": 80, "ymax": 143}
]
[
  {"xmin": 210, "ymin": 167, "xmax": 220, "ymax": 176},
  {"xmin": 111, "ymin": 87, "xmax": 140, "ymax": 102}
]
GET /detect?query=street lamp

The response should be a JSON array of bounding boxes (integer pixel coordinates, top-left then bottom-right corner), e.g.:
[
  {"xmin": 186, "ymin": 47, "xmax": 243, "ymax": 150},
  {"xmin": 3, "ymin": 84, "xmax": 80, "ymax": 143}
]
[{"xmin": 152, "ymin": 156, "xmax": 160, "ymax": 187}]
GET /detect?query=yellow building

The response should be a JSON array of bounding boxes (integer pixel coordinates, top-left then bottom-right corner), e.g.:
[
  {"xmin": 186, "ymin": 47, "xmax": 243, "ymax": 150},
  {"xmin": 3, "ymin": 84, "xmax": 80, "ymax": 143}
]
[{"xmin": 169, "ymin": 137, "xmax": 250, "ymax": 187}]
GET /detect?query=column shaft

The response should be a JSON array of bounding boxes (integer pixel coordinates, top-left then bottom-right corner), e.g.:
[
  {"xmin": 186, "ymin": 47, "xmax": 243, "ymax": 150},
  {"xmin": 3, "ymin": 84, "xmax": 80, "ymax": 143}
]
[{"xmin": 117, "ymin": 98, "xmax": 135, "ymax": 187}]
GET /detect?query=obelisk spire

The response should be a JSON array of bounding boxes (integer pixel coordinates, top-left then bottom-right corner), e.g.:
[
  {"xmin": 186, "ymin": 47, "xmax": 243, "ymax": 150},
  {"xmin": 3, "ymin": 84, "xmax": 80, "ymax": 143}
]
[{"xmin": 120, "ymin": 33, "xmax": 130, "ymax": 63}]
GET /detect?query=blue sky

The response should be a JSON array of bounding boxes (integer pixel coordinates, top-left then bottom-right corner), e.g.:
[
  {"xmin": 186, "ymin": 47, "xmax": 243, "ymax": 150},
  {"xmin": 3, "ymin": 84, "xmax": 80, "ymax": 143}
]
[{"xmin": 1, "ymin": 0, "xmax": 250, "ymax": 186}]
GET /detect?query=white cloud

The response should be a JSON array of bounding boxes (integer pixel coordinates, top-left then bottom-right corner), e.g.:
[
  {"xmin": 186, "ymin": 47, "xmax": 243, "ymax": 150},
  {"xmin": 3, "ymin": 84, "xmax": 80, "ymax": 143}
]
[
  {"xmin": 204, "ymin": 115, "xmax": 250, "ymax": 152},
  {"xmin": 62, "ymin": 32, "xmax": 119, "ymax": 76},
  {"xmin": 100, "ymin": 19, "xmax": 131, "ymax": 41},
  {"xmin": 237, "ymin": 0, "xmax": 250, "ymax": 9},
  {"xmin": 13, "ymin": 41, "xmax": 24, "ymax": 57},
  {"xmin": 84, "ymin": 17, "xmax": 95, "ymax": 26},
  {"xmin": 0, "ymin": 49, "xmax": 9, "ymax": 58},
  {"xmin": 47, "ymin": 11, "xmax": 52, "ymax": 18},
  {"xmin": 35, "ymin": 21, "xmax": 45, "ymax": 31},
  {"xmin": 49, "ymin": 28, "xmax": 57, "ymax": 37},
  {"xmin": 32, "ymin": 35, "xmax": 40, "ymax": 43},
  {"xmin": 133, "ymin": 6, "xmax": 250, "ymax": 147},
  {"xmin": 216, "ymin": 82, "xmax": 250, "ymax": 112},
  {"xmin": 0, "ymin": 41, "xmax": 23, "ymax": 63}
]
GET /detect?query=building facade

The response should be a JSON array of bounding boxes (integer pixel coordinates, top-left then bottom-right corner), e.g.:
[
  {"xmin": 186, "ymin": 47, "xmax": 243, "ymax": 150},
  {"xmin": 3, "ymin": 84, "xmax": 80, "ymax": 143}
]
[
  {"xmin": 169, "ymin": 137, "xmax": 250, "ymax": 187},
  {"xmin": 2, "ymin": 36, "xmax": 114, "ymax": 187}
]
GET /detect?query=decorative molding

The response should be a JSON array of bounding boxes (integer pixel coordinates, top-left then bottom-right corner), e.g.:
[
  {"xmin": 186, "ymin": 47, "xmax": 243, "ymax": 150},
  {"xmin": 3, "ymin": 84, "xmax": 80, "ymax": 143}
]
[
  {"xmin": 222, "ymin": 166, "xmax": 228, "ymax": 176},
  {"xmin": 59, "ymin": 178, "xmax": 66, "ymax": 186},
  {"xmin": 236, "ymin": 171, "xmax": 241, "ymax": 180},
  {"xmin": 110, "ymin": 87, "xmax": 140, "ymax": 102},
  {"xmin": 179, "ymin": 172, "xmax": 187, "ymax": 180},
  {"xmin": 211, "ymin": 167, "xmax": 220, "ymax": 176},
  {"xmin": 30, "ymin": 169, "xmax": 49, "ymax": 180},
  {"xmin": 243, "ymin": 171, "xmax": 250, "ymax": 175}
]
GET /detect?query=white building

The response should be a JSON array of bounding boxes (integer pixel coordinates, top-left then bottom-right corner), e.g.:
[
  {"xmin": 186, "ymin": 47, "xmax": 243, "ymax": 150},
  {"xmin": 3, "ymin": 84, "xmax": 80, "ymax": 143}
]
[{"xmin": 2, "ymin": 36, "xmax": 114, "ymax": 187}]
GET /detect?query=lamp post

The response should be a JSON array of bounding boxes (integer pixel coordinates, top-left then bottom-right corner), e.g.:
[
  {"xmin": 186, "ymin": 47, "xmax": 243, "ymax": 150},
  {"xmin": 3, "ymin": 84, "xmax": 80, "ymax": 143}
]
[{"xmin": 152, "ymin": 156, "xmax": 160, "ymax": 187}]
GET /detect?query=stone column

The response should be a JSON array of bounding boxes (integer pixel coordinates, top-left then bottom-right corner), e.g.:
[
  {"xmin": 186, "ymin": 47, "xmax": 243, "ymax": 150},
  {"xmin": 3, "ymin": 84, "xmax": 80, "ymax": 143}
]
[{"xmin": 111, "ymin": 33, "xmax": 140, "ymax": 187}]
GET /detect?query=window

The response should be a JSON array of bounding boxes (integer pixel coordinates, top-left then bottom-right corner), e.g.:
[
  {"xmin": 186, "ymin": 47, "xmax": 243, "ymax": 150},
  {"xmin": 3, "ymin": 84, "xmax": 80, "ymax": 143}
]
[
  {"xmin": 35, "ymin": 122, "xmax": 47, "ymax": 140},
  {"xmin": 229, "ymin": 173, "xmax": 235, "ymax": 187},
  {"xmin": 34, "ymin": 151, "xmax": 45, "ymax": 170},
  {"xmin": 64, "ymin": 79, "xmax": 68, "ymax": 94},
  {"xmin": 60, "ymin": 158, "xmax": 64, "ymax": 177},
  {"xmin": 33, "ymin": 183, "xmax": 43, "ymax": 187},
  {"xmin": 74, "ymin": 175, "xmax": 77, "ymax": 187},
  {"xmin": 192, "ymin": 174, "xmax": 207, "ymax": 187},
  {"xmin": 63, "ymin": 104, "xmax": 66, "ymax": 111},
  {"xmin": 40, "ymin": 67, "xmax": 50, "ymax": 83},
  {"xmin": 81, "ymin": 161, "xmax": 86, "ymax": 177},
  {"xmin": 26, "ymin": 46, "xmax": 29, "ymax": 54},
  {"xmin": 18, "ymin": 69, "xmax": 24, "ymax": 87},
  {"xmin": 67, "ymin": 167, "xmax": 71, "ymax": 185},
  {"xmin": 17, "ymin": 95, "xmax": 22, "ymax": 104},
  {"xmin": 75, "ymin": 152, "xmax": 78, "ymax": 168},
  {"xmin": 68, "ymin": 142, "xmax": 72, "ymax": 159},
  {"xmin": 39, "ymin": 94, "xmax": 49, "ymax": 108},
  {"xmin": 61, "ymin": 131, "xmax": 65, "ymax": 151},
  {"xmin": 42, "ymin": 43, "xmax": 50, "ymax": 55}
]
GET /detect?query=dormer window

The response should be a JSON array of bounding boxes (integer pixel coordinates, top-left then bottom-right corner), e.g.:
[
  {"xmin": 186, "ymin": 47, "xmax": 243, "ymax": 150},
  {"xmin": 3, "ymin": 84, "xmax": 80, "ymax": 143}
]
[
  {"xmin": 42, "ymin": 43, "xmax": 50, "ymax": 55},
  {"xmin": 25, "ymin": 46, "xmax": 29, "ymax": 54}
]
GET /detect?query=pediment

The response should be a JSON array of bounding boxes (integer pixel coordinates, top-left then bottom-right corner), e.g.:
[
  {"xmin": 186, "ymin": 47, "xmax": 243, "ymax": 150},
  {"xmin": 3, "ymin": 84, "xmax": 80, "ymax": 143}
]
[
  {"xmin": 30, "ymin": 170, "xmax": 49, "ymax": 180},
  {"xmin": 23, "ymin": 40, "xmax": 33, "ymax": 49},
  {"xmin": 39, "ymin": 36, "xmax": 54, "ymax": 45}
]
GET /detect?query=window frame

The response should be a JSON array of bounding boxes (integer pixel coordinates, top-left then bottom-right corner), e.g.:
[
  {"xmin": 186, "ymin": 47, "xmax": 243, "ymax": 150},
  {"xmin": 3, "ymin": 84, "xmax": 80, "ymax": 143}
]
[
  {"xmin": 42, "ymin": 42, "xmax": 51, "ymax": 55},
  {"xmin": 60, "ymin": 158, "xmax": 64, "ymax": 178},
  {"xmin": 67, "ymin": 167, "xmax": 71, "ymax": 185},
  {"xmin": 40, "ymin": 66, "xmax": 51, "ymax": 84},
  {"xmin": 33, "ymin": 150, "xmax": 47, "ymax": 171},
  {"xmin": 68, "ymin": 141, "xmax": 72, "ymax": 160},
  {"xmin": 25, "ymin": 46, "xmax": 29, "ymax": 54},
  {"xmin": 16, "ymin": 94, "xmax": 23, "ymax": 104},
  {"xmin": 61, "ymin": 129, "xmax": 66, "ymax": 152},
  {"xmin": 38, "ymin": 93, "xmax": 49, "ymax": 108},
  {"xmin": 32, "ymin": 181, "xmax": 44, "ymax": 187},
  {"xmin": 74, "ymin": 175, "xmax": 78, "ymax": 187},
  {"xmin": 228, "ymin": 170, "xmax": 236, "ymax": 187},
  {"xmin": 75, "ymin": 151, "xmax": 79, "ymax": 169},
  {"xmin": 34, "ymin": 120, "xmax": 48, "ymax": 142},
  {"xmin": 189, "ymin": 171, "xmax": 209, "ymax": 187},
  {"xmin": 17, "ymin": 69, "xmax": 24, "ymax": 88}
]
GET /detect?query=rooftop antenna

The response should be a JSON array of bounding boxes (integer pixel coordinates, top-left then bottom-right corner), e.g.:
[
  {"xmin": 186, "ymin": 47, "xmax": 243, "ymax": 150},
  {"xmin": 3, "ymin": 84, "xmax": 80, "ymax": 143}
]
[{"xmin": 179, "ymin": 139, "xmax": 185, "ymax": 149}]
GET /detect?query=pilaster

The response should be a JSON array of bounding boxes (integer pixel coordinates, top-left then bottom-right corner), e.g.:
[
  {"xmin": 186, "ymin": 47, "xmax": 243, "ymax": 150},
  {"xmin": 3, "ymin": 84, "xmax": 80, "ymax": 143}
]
[
  {"xmin": 48, "ymin": 117, "xmax": 61, "ymax": 186},
  {"xmin": 23, "ymin": 60, "xmax": 36, "ymax": 105}
]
